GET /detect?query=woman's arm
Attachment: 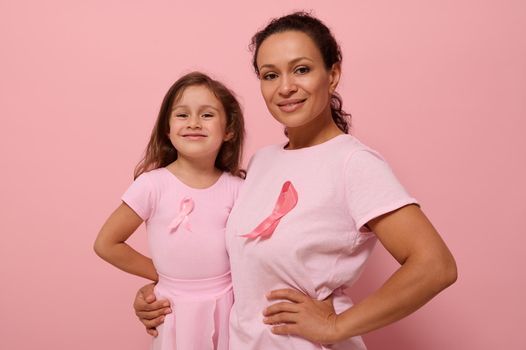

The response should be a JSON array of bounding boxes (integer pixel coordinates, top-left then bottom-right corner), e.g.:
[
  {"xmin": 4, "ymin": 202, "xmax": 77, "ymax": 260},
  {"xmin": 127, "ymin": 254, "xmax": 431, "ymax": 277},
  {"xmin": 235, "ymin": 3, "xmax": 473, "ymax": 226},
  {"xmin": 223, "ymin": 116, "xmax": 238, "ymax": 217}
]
[
  {"xmin": 264, "ymin": 204, "xmax": 457, "ymax": 344},
  {"xmin": 94, "ymin": 202, "xmax": 158, "ymax": 281}
]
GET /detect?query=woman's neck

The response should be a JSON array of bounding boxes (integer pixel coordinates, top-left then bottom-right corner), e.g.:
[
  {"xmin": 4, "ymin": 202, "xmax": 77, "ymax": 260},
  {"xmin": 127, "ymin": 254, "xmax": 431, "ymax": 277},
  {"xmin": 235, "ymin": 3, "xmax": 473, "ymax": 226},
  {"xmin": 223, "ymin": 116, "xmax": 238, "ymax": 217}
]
[{"xmin": 285, "ymin": 108, "xmax": 344, "ymax": 150}]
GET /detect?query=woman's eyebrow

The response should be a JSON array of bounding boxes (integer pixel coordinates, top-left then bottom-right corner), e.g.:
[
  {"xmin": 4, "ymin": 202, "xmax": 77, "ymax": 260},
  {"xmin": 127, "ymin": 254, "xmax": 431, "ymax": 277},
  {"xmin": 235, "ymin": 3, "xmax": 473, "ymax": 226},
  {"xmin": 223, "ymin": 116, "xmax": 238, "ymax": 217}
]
[{"xmin": 259, "ymin": 57, "xmax": 313, "ymax": 71}]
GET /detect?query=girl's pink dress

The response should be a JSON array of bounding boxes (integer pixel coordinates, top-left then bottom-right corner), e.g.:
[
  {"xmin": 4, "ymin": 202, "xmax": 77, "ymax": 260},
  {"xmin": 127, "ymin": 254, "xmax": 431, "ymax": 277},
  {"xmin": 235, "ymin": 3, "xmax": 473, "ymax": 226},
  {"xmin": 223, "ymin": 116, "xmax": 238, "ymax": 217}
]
[{"xmin": 122, "ymin": 168, "xmax": 243, "ymax": 350}]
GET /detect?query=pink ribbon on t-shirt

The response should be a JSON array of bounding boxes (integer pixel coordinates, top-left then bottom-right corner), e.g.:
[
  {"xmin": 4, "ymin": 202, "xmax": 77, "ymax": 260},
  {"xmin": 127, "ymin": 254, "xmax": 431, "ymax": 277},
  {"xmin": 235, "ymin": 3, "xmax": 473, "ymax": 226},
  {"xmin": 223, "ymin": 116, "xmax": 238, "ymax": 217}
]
[
  {"xmin": 169, "ymin": 197, "xmax": 194, "ymax": 233},
  {"xmin": 241, "ymin": 181, "xmax": 298, "ymax": 239}
]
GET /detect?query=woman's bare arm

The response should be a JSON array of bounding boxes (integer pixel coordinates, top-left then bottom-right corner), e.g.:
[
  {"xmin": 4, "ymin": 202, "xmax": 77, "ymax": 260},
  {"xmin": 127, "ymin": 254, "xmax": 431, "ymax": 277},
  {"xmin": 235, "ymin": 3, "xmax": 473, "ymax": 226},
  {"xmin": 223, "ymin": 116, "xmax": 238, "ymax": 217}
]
[{"xmin": 264, "ymin": 204, "xmax": 457, "ymax": 344}]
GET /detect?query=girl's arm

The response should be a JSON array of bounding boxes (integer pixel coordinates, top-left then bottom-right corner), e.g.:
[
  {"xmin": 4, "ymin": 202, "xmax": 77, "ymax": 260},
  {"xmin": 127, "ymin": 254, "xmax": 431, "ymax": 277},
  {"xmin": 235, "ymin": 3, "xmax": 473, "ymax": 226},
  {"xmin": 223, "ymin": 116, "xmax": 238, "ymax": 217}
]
[
  {"xmin": 94, "ymin": 202, "xmax": 158, "ymax": 282},
  {"xmin": 263, "ymin": 204, "xmax": 457, "ymax": 344}
]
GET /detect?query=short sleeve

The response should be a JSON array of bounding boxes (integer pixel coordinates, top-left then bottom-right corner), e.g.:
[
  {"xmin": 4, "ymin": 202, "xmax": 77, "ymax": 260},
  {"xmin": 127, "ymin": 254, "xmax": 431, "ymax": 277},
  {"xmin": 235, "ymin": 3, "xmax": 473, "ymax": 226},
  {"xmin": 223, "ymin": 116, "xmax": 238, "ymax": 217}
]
[
  {"xmin": 344, "ymin": 149, "xmax": 418, "ymax": 232},
  {"xmin": 121, "ymin": 173, "xmax": 155, "ymax": 221}
]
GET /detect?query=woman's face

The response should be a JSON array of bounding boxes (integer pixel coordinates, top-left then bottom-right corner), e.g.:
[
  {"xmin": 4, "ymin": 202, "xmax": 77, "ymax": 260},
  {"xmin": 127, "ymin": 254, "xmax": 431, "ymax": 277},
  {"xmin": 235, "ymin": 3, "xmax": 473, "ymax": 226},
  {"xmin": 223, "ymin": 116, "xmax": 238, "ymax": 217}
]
[{"xmin": 256, "ymin": 30, "xmax": 340, "ymax": 129}]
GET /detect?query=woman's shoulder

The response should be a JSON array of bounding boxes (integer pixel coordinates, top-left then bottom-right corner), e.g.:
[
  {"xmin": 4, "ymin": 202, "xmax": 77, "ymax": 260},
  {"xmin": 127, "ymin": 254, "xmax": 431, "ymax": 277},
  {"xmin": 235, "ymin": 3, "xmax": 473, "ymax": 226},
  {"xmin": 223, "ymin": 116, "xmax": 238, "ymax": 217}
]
[
  {"xmin": 254, "ymin": 142, "xmax": 284, "ymax": 156},
  {"xmin": 330, "ymin": 134, "xmax": 386, "ymax": 162}
]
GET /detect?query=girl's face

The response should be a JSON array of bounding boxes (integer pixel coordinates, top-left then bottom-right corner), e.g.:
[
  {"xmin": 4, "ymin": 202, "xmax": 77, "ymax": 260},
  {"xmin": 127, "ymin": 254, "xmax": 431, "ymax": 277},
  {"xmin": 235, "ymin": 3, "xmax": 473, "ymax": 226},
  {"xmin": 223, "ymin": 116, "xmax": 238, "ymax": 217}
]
[
  {"xmin": 256, "ymin": 30, "xmax": 340, "ymax": 130},
  {"xmin": 168, "ymin": 85, "xmax": 231, "ymax": 161}
]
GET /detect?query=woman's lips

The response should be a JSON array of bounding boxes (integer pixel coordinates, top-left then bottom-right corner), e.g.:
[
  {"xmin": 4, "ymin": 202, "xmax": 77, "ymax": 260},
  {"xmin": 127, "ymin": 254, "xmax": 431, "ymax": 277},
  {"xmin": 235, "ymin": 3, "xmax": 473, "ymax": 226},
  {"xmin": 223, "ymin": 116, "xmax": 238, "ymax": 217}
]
[{"xmin": 277, "ymin": 99, "xmax": 306, "ymax": 113}]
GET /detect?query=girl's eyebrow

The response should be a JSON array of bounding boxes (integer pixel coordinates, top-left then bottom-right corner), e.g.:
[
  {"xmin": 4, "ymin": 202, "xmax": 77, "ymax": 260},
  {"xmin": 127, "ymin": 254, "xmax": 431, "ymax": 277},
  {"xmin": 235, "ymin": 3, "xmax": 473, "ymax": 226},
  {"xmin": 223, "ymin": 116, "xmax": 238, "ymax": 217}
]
[
  {"xmin": 259, "ymin": 56, "xmax": 313, "ymax": 71},
  {"xmin": 199, "ymin": 105, "xmax": 220, "ymax": 112},
  {"xmin": 172, "ymin": 104, "xmax": 220, "ymax": 112}
]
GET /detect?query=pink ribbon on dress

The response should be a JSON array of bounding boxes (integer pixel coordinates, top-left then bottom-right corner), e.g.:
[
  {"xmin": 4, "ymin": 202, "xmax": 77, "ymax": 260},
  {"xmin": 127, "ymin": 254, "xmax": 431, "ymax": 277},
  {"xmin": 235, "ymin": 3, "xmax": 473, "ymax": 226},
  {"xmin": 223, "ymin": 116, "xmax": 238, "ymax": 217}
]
[
  {"xmin": 241, "ymin": 181, "xmax": 298, "ymax": 239},
  {"xmin": 169, "ymin": 197, "xmax": 194, "ymax": 233}
]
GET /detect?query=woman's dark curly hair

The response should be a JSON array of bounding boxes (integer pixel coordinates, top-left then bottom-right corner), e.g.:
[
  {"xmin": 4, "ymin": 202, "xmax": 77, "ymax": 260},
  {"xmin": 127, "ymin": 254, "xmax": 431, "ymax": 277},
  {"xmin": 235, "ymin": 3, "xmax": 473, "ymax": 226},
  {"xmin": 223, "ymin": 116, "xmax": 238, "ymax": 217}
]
[{"xmin": 250, "ymin": 11, "xmax": 351, "ymax": 133}]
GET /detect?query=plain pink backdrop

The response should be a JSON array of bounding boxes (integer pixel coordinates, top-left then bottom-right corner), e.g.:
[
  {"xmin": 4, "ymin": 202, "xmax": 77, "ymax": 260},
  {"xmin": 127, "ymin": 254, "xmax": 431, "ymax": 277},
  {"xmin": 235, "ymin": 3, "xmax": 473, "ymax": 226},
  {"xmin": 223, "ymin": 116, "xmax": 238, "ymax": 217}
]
[{"xmin": 1, "ymin": 1, "xmax": 525, "ymax": 349}]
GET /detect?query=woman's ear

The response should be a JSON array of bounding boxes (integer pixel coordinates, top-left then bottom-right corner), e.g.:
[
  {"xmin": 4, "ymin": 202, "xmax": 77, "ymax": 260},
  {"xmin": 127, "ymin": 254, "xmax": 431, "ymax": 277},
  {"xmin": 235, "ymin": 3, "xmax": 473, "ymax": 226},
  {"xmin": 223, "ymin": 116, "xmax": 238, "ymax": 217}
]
[{"xmin": 328, "ymin": 62, "xmax": 341, "ymax": 94}]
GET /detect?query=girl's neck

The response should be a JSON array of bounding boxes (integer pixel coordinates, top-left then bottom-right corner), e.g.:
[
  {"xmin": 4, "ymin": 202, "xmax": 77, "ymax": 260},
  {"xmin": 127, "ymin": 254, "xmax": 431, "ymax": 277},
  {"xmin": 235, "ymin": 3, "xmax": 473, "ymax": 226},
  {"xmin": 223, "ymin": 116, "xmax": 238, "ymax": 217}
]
[
  {"xmin": 285, "ymin": 107, "xmax": 344, "ymax": 150},
  {"xmin": 165, "ymin": 156, "xmax": 222, "ymax": 189}
]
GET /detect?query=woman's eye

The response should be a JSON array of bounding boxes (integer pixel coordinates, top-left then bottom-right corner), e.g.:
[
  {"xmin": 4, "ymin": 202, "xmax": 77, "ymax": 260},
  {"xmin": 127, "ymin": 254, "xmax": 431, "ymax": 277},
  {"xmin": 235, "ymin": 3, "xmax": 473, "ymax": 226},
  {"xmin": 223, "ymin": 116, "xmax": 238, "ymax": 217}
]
[
  {"xmin": 262, "ymin": 72, "xmax": 278, "ymax": 81},
  {"xmin": 295, "ymin": 66, "xmax": 310, "ymax": 75}
]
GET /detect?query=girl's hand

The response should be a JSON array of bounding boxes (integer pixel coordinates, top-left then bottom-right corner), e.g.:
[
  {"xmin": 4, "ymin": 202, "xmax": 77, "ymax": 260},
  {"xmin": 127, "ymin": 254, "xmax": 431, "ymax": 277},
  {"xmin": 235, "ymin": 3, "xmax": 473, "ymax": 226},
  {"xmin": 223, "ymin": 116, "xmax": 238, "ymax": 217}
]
[
  {"xmin": 133, "ymin": 283, "xmax": 171, "ymax": 337},
  {"xmin": 263, "ymin": 289, "xmax": 342, "ymax": 345}
]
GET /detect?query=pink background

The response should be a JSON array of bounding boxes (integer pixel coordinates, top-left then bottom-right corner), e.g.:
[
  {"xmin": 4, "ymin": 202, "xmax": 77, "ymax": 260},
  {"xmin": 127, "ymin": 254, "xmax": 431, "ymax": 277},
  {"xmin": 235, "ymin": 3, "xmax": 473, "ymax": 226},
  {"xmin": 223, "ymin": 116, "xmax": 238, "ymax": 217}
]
[{"xmin": 1, "ymin": 1, "xmax": 525, "ymax": 349}]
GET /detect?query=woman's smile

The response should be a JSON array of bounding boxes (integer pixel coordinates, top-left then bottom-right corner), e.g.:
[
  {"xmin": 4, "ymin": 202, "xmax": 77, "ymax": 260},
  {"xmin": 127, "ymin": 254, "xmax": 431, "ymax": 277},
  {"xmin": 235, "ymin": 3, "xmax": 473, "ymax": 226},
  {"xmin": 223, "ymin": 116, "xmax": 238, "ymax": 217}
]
[{"xmin": 277, "ymin": 98, "xmax": 307, "ymax": 113}]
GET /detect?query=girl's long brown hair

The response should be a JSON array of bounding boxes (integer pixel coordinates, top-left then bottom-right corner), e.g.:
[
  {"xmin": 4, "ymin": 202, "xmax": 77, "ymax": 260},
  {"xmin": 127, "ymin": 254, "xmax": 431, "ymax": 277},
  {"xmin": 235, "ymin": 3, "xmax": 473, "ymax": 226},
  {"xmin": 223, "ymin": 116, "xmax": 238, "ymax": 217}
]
[{"xmin": 134, "ymin": 72, "xmax": 245, "ymax": 179}]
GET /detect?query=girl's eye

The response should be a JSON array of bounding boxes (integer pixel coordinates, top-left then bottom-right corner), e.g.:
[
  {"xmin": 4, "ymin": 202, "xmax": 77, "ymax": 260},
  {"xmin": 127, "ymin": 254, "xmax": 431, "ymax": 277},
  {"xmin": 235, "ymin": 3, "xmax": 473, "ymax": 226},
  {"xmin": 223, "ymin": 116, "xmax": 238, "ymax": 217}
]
[
  {"xmin": 262, "ymin": 72, "xmax": 278, "ymax": 81},
  {"xmin": 202, "ymin": 113, "xmax": 214, "ymax": 118},
  {"xmin": 295, "ymin": 66, "xmax": 310, "ymax": 75},
  {"xmin": 175, "ymin": 113, "xmax": 188, "ymax": 118}
]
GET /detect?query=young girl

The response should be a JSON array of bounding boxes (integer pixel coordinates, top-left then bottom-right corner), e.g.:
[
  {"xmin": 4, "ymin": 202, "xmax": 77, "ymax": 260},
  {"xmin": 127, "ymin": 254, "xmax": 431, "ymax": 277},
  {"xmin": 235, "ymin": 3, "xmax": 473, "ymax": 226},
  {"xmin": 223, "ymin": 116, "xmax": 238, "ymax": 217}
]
[{"xmin": 94, "ymin": 71, "xmax": 245, "ymax": 350}]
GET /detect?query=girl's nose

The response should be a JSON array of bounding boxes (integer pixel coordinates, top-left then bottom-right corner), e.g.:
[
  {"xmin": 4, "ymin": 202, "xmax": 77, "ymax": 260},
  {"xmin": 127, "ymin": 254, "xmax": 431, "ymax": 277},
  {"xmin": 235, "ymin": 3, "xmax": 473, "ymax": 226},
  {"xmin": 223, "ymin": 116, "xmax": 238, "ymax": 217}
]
[{"xmin": 187, "ymin": 115, "xmax": 201, "ymax": 128}]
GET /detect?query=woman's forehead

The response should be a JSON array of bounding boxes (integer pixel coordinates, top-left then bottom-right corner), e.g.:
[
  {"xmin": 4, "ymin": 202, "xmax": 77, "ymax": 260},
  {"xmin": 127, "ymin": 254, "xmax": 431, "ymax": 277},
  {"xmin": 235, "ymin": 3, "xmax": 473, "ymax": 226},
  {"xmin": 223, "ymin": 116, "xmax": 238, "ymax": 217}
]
[{"xmin": 257, "ymin": 31, "xmax": 323, "ymax": 68}]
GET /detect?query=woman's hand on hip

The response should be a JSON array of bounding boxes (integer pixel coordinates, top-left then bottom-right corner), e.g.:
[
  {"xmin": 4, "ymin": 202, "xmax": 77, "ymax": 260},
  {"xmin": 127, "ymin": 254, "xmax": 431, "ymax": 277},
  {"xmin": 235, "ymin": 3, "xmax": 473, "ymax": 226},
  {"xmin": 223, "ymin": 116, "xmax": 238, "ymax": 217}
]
[
  {"xmin": 263, "ymin": 289, "xmax": 342, "ymax": 345},
  {"xmin": 133, "ymin": 283, "xmax": 171, "ymax": 337}
]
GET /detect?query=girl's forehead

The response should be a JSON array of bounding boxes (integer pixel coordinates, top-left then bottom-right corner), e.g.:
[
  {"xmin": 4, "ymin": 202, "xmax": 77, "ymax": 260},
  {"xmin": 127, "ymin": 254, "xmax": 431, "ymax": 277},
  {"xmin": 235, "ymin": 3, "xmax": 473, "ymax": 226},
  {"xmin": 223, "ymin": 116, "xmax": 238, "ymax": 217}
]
[{"xmin": 173, "ymin": 85, "xmax": 222, "ymax": 108}]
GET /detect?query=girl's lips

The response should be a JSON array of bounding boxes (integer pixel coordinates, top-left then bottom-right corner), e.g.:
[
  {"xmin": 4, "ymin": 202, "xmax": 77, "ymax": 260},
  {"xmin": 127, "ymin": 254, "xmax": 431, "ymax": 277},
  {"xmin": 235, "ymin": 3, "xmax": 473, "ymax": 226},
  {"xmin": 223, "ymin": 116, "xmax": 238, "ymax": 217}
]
[
  {"xmin": 277, "ymin": 99, "xmax": 306, "ymax": 113},
  {"xmin": 182, "ymin": 134, "xmax": 207, "ymax": 140}
]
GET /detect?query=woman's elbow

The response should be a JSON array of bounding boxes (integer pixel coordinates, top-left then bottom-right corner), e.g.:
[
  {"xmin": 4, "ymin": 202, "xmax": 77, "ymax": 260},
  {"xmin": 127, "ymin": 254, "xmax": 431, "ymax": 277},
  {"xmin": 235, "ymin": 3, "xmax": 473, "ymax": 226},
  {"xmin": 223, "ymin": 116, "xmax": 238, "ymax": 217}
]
[
  {"xmin": 430, "ymin": 253, "xmax": 458, "ymax": 291},
  {"xmin": 442, "ymin": 255, "xmax": 458, "ymax": 287}
]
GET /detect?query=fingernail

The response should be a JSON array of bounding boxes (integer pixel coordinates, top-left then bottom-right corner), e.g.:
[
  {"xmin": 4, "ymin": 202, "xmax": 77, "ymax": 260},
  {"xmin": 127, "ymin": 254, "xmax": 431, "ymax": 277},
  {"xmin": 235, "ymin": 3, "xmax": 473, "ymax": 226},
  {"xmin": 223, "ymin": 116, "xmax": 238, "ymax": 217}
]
[
  {"xmin": 163, "ymin": 302, "xmax": 170, "ymax": 307},
  {"xmin": 160, "ymin": 316, "xmax": 165, "ymax": 322},
  {"xmin": 165, "ymin": 308, "xmax": 172, "ymax": 314}
]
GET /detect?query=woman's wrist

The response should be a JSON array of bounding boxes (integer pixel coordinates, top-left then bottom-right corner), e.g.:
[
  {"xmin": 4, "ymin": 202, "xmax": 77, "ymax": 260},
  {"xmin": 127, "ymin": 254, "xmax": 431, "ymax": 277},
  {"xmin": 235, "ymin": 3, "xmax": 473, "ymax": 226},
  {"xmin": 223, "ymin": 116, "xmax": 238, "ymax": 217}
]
[
  {"xmin": 320, "ymin": 313, "xmax": 348, "ymax": 345},
  {"xmin": 330, "ymin": 313, "xmax": 347, "ymax": 344}
]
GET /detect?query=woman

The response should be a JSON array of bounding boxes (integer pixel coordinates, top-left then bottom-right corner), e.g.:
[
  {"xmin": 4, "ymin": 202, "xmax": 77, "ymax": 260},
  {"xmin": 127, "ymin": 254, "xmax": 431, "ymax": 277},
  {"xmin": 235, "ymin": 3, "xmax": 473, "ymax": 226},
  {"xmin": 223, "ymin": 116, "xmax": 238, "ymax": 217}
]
[{"xmin": 133, "ymin": 12, "xmax": 457, "ymax": 349}]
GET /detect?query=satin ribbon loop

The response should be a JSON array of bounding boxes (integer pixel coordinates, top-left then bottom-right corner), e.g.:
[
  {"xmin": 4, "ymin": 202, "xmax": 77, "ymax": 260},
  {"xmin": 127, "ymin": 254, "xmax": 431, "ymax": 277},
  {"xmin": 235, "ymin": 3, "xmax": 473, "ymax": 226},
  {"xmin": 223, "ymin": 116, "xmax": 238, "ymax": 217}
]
[
  {"xmin": 241, "ymin": 181, "xmax": 298, "ymax": 239},
  {"xmin": 169, "ymin": 197, "xmax": 194, "ymax": 233}
]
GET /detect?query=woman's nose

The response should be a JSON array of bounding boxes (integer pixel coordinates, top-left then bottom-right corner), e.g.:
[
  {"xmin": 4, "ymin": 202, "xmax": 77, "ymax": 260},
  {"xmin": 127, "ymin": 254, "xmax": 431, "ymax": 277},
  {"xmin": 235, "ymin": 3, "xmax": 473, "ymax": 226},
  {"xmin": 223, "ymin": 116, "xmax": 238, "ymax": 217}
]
[{"xmin": 278, "ymin": 75, "xmax": 298, "ymax": 96}]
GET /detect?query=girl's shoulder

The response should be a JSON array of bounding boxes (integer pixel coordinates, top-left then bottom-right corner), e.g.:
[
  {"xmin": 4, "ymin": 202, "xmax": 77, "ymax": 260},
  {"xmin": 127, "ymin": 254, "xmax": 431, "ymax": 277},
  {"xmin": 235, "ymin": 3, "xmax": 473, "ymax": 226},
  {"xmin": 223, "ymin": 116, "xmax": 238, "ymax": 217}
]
[
  {"xmin": 222, "ymin": 171, "xmax": 244, "ymax": 188},
  {"xmin": 135, "ymin": 167, "xmax": 168, "ymax": 181},
  {"xmin": 131, "ymin": 168, "xmax": 172, "ymax": 191}
]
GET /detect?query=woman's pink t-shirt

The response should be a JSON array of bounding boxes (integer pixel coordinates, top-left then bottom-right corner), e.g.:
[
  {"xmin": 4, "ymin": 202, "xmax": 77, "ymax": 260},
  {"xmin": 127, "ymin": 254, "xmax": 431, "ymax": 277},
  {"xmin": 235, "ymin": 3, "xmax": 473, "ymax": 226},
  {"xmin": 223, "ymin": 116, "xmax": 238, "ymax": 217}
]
[{"xmin": 226, "ymin": 135, "xmax": 418, "ymax": 350}]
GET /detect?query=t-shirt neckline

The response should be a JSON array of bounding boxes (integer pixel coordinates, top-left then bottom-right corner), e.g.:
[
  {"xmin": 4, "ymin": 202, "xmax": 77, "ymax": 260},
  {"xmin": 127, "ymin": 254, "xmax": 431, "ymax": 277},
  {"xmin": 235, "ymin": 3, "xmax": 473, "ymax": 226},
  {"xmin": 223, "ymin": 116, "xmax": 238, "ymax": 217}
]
[
  {"xmin": 162, "ymin": 168, "xmax": 226, "ymax": 191},
  {"xmin": 280, "ymin": 134, "xmax": 349, "ymax": 154}
]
